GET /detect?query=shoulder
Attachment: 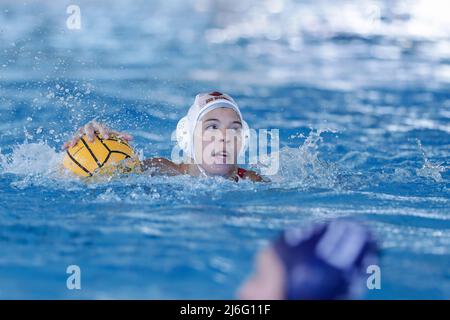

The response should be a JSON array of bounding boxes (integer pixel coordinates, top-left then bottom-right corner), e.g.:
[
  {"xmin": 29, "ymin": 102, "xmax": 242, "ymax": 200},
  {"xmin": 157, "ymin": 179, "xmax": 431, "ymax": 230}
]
[{"xmin": 237, "ymin": 167, "xmax": 267, "ymax": 182}]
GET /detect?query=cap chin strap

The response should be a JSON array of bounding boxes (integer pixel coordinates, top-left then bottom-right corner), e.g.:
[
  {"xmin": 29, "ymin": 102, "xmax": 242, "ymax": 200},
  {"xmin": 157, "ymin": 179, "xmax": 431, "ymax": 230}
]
[
  {"xmin": 191, "ymin": 148, "xmax": 209, "ymax": 177},
  {"xmin": 197, "ymin": 163, "xmax": 208, "ymax": 177}
]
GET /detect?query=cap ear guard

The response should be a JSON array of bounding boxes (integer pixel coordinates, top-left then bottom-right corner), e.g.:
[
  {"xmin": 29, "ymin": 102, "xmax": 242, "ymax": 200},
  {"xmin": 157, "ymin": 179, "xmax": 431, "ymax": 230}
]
[{"xmin": 176, "ymin": 116, "xmax": 192, "ymax": 159}]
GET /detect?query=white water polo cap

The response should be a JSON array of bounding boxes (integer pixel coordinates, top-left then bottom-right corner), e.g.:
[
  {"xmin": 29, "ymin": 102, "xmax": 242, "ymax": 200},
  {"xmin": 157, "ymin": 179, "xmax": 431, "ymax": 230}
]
[{"xmin": 176, "ymin": 91, "xmax": 250, "ymax": 161}]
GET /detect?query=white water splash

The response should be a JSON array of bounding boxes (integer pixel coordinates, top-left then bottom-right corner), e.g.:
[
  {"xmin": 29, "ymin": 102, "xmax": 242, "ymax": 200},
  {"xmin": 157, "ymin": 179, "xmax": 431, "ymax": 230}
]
[
  {"xmin": 1, "ymin": 142, "xmax": 64, "ymax": 177},
  {"xmin": 0, "ymin": 128, "xmax": 342, "ymax": 194},
  {"xmin": 415, "ymin": 140, "xmax": 446, "ymax": 183},
  {"xmin": 269, "ymin": 128, "xmax": 339, "ymax": 189}
]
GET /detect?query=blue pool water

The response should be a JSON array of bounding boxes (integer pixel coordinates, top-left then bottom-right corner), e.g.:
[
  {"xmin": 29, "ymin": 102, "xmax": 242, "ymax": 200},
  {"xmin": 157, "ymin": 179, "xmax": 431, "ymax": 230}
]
[{"xmin": 0, "ymin": 0, "xmax": 449, "ymax": 299}]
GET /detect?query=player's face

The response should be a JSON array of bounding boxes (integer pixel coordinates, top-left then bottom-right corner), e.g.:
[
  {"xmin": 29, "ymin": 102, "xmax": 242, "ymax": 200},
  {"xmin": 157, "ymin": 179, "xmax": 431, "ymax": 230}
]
[{"xmin": 192, "ymin": 107, "xmax": 243, "ymax": 176}]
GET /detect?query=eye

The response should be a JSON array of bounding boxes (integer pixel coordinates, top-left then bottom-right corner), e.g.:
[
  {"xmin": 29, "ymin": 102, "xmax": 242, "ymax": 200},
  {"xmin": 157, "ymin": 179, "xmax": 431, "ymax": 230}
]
[{"xmin": 205, "ymin": 124, "xmax": 218, "ymax": 130}]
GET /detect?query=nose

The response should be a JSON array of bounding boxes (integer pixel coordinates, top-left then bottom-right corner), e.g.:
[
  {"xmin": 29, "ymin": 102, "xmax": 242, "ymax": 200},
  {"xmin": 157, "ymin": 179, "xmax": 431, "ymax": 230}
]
[{"xmin": 218, "ymin": 128, "xmax": 230, "ymax": 143}]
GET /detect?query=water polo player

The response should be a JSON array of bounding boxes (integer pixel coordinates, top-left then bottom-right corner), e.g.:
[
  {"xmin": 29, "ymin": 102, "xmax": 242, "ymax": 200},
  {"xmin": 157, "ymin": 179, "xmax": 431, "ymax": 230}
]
[
  {"xmin": 62, "ymin": 91, "xmax": 265, "ymax": 182},
  {"xmin": 238, "ymin": 220, "xmax": 380, "ymax": 300}
]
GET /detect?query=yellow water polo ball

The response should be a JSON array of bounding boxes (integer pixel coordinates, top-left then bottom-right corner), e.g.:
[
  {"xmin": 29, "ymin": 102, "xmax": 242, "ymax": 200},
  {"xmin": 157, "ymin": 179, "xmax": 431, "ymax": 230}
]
[{"xmin": 63, "ymin": 133, "xmax": 139, "ymax": 177}]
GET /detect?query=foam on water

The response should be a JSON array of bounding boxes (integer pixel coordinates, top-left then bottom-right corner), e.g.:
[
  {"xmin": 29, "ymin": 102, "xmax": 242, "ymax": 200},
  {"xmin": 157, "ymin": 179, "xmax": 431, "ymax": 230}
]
[
  {"xmin": 1, "ymin": 142, "xmax": 63, "ymax": 176},
  {"xmin": 415, "ymin": 139, "xmax": 446, "ymax": 183},
  {"xmin": 0, "ymin": 128, "xmax": 344, "ymax": 194},
  {"xmin": 269, "ymin": 128, "xmax": 340, "ymax": 189},
  {"xmin": 1, "ymin": 127, "xmax": 448, "ymax": 197}
]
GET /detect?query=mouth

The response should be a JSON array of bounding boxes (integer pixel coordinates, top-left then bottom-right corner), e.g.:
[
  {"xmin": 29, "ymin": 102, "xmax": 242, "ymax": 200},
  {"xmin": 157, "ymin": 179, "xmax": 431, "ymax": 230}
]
[
  {"xmin": 211, "ymin": 150, "xmax": 231, "ymax": 164},
  {"xmin": 212, "ymin": 150, "xmax": 228, "ymax": 158}
]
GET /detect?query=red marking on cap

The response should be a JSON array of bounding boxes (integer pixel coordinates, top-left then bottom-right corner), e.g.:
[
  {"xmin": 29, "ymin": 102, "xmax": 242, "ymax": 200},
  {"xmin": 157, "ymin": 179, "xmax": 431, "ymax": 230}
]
[{"xmin": 209, "ymin": 91, "xmax": 223, "ymax": 96}]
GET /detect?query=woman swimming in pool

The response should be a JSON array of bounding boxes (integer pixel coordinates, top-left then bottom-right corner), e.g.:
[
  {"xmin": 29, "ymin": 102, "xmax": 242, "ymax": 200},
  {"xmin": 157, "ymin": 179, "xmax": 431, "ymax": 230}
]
[{"xmin": 63, "ymin": 91, "xmax": 265, "ymax": 182}]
